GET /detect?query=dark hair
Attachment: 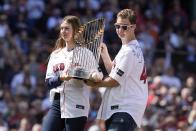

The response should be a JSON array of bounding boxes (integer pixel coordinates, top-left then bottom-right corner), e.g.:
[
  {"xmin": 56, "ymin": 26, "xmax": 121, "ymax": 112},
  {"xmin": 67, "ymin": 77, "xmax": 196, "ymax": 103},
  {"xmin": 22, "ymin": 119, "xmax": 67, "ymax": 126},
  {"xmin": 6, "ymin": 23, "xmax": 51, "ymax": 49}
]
[
  {"xmin": 117, "ymin": 9, "xmax": 137, "ymax": 24},
  {"xmin": 53, "ymin": 16, "xmax": 81, "ymax": 50}
]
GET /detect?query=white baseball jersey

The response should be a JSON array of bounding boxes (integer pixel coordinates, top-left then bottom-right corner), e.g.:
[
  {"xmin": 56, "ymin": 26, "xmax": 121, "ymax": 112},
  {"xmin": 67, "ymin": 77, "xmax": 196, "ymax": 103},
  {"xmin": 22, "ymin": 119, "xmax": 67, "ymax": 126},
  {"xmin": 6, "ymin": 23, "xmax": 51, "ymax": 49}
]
[
  {"xmin": 46, "ymin": 46, "xmax": 98, "ymax": 118},
  {"xmin": 97, "ymin": 40, "xmax": 148, "ymax": 127}
]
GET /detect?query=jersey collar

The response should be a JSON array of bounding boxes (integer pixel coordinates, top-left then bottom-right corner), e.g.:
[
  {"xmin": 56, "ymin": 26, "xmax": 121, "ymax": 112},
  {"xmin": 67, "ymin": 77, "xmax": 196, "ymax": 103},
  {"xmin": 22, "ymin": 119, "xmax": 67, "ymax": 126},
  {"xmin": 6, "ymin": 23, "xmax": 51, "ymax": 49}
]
[{"xmin": 122, "ymin": 39, "xmax": 137, "ymax": 48}]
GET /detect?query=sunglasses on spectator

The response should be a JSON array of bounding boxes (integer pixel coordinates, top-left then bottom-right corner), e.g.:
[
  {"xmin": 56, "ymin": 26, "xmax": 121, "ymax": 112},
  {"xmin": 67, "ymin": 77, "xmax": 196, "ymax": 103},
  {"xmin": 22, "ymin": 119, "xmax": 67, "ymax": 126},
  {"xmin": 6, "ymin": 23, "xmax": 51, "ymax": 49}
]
[{"xmin": 114, "ymin": 24, "xmax": 133, "ymax": 30}]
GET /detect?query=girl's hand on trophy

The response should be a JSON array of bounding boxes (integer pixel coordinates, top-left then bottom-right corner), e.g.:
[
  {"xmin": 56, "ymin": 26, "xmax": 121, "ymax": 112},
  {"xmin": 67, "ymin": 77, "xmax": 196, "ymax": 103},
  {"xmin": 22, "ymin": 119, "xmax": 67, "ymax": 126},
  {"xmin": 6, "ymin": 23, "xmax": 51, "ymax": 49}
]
[{"xmin": 60, "ymin": 72, "xmax": 72, "ymax": 81}]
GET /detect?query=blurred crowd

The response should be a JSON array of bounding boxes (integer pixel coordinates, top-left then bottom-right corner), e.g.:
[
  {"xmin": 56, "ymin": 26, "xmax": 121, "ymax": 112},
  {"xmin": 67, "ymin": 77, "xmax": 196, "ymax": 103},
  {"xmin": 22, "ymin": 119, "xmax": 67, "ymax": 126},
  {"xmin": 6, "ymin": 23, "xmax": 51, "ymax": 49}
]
[{"xmin": 0, "ymin": 0, "xmax": 196, "ymax": 131}]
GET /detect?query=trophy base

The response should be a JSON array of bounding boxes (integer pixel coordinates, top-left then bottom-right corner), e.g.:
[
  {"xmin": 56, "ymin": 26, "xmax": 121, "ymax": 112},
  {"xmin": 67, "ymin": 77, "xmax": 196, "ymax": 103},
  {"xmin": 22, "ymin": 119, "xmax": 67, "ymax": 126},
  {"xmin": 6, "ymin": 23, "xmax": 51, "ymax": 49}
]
[{"xmin": 67, "ymin": 67, "xmax": 91, "ymax": 80}]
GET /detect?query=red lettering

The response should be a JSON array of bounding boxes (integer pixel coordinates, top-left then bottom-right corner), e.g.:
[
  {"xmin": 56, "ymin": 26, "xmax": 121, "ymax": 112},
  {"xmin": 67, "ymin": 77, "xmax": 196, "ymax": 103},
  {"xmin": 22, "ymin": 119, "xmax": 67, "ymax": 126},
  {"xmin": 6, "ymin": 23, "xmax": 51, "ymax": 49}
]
[{"xmin": 140, "ymin": 65, "xmax": 147, "ymax": 84}]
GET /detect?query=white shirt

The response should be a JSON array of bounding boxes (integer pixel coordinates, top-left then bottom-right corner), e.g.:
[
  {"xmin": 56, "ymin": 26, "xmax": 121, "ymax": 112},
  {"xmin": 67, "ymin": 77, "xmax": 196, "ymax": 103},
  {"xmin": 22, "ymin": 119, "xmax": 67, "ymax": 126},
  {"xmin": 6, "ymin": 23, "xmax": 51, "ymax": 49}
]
[
  {"xmin": 46, "ymin": 47, "xmax": 98, "ymax": 118},
  {"xmin": 97, "ymin": 40, "xmax": 148, "ymax": 127}
]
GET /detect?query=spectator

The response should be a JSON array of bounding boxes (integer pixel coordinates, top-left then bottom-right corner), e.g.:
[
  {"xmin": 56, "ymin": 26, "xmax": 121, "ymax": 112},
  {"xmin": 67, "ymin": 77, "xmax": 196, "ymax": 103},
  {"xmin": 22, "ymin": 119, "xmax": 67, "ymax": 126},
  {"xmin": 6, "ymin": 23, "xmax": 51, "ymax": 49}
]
[{"xmin": 11, "ymin": 64, "xmax": 37, "ymax": 96}]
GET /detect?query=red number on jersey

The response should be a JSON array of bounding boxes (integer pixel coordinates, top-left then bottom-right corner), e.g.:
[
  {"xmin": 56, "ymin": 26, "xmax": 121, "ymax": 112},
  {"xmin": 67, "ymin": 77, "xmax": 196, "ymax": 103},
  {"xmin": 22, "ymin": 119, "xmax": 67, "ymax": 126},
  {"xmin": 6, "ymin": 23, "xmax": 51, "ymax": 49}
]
[
  {"xmin": 53, "ymin": 65, "xmax": 59, "ymax": 72},
  {"xmin": 140, "ymin": 65, "xmax": 147, "ymax": 84},
  {"xmin": 53, "ymin": 63, "xmax": 65, "ymax": 72},
  {"xmin": 59, "ymin": 63, "xmax": 65, "ymax": 70}
]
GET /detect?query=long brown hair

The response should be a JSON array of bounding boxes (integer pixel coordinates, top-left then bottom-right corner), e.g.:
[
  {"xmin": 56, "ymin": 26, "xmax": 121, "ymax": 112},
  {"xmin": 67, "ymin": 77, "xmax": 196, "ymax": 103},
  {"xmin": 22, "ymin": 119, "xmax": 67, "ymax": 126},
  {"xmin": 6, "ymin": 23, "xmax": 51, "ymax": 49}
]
[{"xmin": 53, "ymin": 16, "xmax": 81, "ymax": 51}]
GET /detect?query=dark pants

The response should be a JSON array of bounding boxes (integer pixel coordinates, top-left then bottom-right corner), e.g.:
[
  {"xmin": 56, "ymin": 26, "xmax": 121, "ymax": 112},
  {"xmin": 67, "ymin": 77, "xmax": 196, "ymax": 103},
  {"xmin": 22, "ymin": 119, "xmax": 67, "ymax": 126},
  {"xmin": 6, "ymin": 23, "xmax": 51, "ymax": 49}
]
[
  {"xmin": 105, "ymin": 112, "xmax": 137, "ymax": 131},
  {"xmin": 42, "ymin": 96, "xmax": 87, "ymax": 131}
]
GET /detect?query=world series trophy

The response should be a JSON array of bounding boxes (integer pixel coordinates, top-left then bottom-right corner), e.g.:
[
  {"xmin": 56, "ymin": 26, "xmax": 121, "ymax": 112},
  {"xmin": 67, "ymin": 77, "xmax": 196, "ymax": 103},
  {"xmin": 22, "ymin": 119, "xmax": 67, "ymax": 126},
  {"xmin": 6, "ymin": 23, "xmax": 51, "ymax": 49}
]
[{"xmin": 67, "ymin": 18, "xmax": 105, "ymax": 80}]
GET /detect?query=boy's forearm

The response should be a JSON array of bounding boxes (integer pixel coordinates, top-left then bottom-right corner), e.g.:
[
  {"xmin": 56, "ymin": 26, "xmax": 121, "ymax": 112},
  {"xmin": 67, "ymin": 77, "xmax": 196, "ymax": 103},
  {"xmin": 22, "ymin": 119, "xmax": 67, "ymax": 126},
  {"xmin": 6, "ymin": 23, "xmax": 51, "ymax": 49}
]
[
  {"xmin": 97, "ymin": 77, "xmax": 119, "ymax": 88},
  {"xmin": 101, "ymin": 52, "xmax": 113, "ymax": 73}
]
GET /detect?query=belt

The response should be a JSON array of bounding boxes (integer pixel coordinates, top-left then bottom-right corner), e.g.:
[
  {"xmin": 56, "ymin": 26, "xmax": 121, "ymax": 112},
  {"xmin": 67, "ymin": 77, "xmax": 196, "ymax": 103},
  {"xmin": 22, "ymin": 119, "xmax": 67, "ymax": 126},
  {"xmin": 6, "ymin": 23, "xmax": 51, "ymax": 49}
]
[{"xmin": 54, "ymin": 93, "xmax": 60, "ymax": 100}]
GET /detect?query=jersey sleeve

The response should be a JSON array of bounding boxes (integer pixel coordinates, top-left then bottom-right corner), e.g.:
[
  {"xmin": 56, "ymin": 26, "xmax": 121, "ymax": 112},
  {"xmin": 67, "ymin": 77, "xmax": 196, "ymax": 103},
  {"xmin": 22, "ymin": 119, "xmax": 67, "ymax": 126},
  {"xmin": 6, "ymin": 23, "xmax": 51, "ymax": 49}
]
[
  {"xmin": 45, "ymin": 54, "xmax": 56, "ymax": 79},
  {"xmin": 109, "ymin": 51, "xmax": 132, "ymax": 86},
  {"xmin": 45, "ymin": 76, "xmax": 62, "ymax": 90}
]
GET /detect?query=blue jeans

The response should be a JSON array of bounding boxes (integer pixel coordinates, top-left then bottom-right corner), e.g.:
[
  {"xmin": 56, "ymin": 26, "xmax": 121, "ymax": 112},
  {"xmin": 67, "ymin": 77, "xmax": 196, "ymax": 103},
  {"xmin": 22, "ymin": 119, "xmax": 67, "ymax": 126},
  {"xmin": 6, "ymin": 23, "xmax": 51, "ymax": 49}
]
[
  {"xmin": 42, "ymin": 96, "xmax": 87, "ymax": 131},
  {"xmin": 105, "ymin": 112, "xmax": 137, "ymax": 131}
]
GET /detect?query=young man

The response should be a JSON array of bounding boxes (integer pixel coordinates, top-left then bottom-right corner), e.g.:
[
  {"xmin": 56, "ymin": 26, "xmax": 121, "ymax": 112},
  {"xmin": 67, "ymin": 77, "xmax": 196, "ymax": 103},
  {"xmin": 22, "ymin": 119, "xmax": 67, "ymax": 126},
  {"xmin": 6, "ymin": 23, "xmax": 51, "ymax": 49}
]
[{"xmin": 87, "ymin": 9, "xmax": 148, "ymax": 130}]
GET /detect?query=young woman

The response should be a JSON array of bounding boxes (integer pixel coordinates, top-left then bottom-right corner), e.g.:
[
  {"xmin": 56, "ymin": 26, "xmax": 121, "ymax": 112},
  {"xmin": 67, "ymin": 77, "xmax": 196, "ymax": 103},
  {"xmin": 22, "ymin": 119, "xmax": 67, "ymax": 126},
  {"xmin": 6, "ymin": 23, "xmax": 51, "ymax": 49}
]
[{"xmin": 42, "ymin": 15, "xmax": 102, "ymax": 131}]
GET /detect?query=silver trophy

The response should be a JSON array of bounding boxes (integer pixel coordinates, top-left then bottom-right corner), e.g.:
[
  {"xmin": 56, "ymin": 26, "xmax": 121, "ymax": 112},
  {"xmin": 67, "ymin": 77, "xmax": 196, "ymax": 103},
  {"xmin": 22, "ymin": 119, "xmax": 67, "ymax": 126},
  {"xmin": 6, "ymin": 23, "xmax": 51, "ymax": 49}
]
[{"xmin": 67, "ymin": 18, "xmax": 105, "ymax": 79}]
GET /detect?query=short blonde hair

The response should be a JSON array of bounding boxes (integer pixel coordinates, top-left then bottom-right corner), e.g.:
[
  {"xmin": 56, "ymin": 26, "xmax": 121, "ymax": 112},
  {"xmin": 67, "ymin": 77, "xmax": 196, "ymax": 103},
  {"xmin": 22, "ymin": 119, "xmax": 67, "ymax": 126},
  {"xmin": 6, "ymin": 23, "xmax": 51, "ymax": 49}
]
[{"xmin": 117, "ymin": 9, "xmax": 137, "ymax": 24}]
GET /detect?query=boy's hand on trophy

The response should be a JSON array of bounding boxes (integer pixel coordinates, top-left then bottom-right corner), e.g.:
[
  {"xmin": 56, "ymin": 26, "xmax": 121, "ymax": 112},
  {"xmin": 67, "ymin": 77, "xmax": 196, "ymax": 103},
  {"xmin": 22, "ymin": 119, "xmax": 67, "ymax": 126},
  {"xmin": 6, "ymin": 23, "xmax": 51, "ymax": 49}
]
[{"xmin": 89, "ymin": 71, "xmax": 103, "ymax": 82}]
